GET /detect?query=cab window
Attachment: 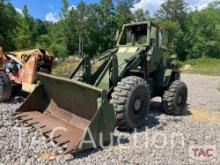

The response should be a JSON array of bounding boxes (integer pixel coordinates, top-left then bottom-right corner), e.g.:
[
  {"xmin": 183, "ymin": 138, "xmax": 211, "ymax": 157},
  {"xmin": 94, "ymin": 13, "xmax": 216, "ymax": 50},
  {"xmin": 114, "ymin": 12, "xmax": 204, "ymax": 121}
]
[
  {"xmin": 119, "ymin": 24, "xmax": 148, "ymax": 45},
  {"xmin": 160, "ymin": 30, "xmax": 170, "ymax": 48}
]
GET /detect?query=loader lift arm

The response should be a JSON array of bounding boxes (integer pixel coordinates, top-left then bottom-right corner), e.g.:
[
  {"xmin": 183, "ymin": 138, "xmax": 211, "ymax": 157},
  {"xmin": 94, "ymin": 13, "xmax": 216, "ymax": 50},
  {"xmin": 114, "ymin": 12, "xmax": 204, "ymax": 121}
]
[{"xmin": 69, "ymin": 48, "xmax": 118, "ymax": 87}]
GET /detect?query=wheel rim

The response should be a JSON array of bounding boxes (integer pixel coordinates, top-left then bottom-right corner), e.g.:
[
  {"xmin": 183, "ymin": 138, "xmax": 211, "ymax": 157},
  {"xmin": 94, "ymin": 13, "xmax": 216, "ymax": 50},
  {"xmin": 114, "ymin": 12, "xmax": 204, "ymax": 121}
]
[
  {"xmin": 177, "ymin": 95, "xmax": 183, "ymax": 105},
  {"xmin": 133, "ymin": 98, "xmax": 142, "ymax": 113},
  {"xmin": 176, "ymin": 92, "xmax": 186, "ymax": 108}
]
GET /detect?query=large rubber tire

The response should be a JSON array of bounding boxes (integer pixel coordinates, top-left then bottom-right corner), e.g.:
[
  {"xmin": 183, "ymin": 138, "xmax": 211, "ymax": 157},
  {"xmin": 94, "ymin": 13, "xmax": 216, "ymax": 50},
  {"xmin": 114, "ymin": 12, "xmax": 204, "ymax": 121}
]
[
  {"xmin": 72, "ymin": 71, "xmax": 84, "ymax": 81},
  {"xmin": 162, "ymin": 80, "xmax": 188, "ymax": 115},
  {"xmin": 111, "ymin": 76, "xmax": 150, "ymax": 131},
  {"xmin": 0, "ymin": 71, "xmax": 12, "ymax": 102}
]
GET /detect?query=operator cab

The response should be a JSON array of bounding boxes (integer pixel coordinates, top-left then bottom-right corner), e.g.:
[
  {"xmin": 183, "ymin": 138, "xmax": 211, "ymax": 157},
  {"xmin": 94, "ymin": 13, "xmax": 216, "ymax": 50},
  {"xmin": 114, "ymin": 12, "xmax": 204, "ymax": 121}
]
[
  {"xmin": 117, "ymin": 21, "xmax": 170, "ymax": 50},
  {"xmin": 117, "ymin": 22, "xmax": 148, "ymax": 46}
]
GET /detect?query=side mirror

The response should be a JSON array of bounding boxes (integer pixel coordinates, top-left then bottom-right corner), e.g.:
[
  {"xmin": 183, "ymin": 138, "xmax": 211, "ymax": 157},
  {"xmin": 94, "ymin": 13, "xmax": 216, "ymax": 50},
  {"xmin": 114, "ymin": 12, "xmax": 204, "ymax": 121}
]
[{"xmin": 114, "ymin": 30, "xmax": 120, "ymax": 42}]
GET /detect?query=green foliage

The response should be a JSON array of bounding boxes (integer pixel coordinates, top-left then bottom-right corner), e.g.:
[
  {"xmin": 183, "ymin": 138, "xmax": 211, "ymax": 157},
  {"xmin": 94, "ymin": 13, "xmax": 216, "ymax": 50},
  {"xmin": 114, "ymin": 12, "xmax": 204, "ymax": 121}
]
[
  {"xmin": 46, "ymin": 21, "xmax": 67, "ymax": 57},
  {"xmin": 182, "ymin": 6, "xmax": 220, "ymax": 59},
  {"xmin": 15, "ymin": 6, "xmax": 35, "ymax": 48},
  {"xmin": 0, "ymin": 0, "xmax": 220, "ymax": 62},
  {"xmin": 0, "ymin": 1, "xmax": 19, "ymax": 50},
  {"xmin": 156, "ymin": 0, "xmax": 189, "ymax": 28},
  {"xmin": 48, "ymin": 43, "xmax": 67, "ymax": 58},
  {"xmin": 134, "ymin": 9, "xmax": 150, "ymax": 22},
  {"xmin": 156, "ymin": 0, "xmax": 220, "ymax": 60}
]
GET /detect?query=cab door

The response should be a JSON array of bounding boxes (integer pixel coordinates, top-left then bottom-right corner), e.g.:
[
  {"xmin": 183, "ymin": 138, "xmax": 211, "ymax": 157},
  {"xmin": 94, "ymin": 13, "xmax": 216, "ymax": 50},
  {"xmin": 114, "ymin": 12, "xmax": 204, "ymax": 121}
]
[{"xmin": 147, "ymin": 26, "xmax": 161, "ymax": 73}]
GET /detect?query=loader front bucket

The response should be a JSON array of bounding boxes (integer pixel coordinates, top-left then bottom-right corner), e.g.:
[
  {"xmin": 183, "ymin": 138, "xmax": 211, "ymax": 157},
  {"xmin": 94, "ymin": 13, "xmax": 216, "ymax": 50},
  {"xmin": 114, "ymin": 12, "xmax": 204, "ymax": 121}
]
[{"xmin": 14, "ymin": 73, "xmax": 115, "ymax": 154}]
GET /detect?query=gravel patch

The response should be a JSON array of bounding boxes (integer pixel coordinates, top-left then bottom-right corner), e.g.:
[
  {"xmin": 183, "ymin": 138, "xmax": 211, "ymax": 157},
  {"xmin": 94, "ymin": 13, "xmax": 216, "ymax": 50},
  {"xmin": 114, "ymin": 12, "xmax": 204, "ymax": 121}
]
[
  {"xmin": 0, "ymin": 100, "xmax": 59, "ymax": 165},
  {"xmin": 0, "ymin": 74, "xmax": 220, "ymax": 165},
  {"xmin": 181, "ymin": 74, "xmax": 220, "ymax": 111}
]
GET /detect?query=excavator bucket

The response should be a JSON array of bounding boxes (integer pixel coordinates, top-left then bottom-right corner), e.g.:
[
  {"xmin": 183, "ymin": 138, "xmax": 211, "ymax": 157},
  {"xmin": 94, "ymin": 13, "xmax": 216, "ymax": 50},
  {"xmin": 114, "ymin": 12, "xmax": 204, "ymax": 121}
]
[{"xmin": 14, "ymin": 73, "xmax": 115, "ymax": 154}]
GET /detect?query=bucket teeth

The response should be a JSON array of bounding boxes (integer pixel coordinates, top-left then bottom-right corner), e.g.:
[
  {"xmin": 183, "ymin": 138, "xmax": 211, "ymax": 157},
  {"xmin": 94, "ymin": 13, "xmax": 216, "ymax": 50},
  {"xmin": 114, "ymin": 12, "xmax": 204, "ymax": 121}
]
[
  {"xmin": 28, "ymin": 128, "xmax": 37, "ymax": 132},
  {"xmin": 47, "ymin": 135, "xmax": 61, "ymax": 142},
  {"xmin": 14, "ymin": 111, "xmax": 87, "ymax": 154},
  {"xmin": 21, "ymin": 118, "xmax": 34, "ymax": 123},
  {"xmin": 56, "ymin": 140, "xmax": 70, "ymax": 147},
  {"xmin": 63, "ymin": 144, "xmax": 76, "ymax": 155},
  {"xmin": 13, "ymin": 114, "xmax": 28, "ymax": 120},
  {"xmin": 54, "ymin": 136, "xmax": 70, "ymax": 146},
  {"xmin": 26, "ymin": 121, "xmax": 40, "ymax": 127},
  {"xmin": 12, "ymin": 112, "xmax": 22, "ymax": 116},
  {"xmin": 39, "ymin": 125, "xmax": 46, "ymax": 129},
  {"xmin": 42, "ymin": 129, "xmax": 53, "ymax": 136}
]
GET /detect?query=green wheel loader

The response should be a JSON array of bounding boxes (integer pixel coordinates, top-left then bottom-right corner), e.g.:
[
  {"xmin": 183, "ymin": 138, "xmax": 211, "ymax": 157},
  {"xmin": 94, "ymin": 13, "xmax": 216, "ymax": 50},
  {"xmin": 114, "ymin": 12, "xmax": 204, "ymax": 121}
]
[{"xmin": 14, "ymin": 21, "xmax": 188, "ymax": 154}]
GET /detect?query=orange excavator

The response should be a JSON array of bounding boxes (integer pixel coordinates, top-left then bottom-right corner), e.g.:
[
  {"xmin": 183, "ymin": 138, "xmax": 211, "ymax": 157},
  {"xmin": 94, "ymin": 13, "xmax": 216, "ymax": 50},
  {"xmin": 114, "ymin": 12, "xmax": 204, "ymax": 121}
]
[{"xmin": 0, "ymin": 47, "xmax": 53, "ymax": 102}]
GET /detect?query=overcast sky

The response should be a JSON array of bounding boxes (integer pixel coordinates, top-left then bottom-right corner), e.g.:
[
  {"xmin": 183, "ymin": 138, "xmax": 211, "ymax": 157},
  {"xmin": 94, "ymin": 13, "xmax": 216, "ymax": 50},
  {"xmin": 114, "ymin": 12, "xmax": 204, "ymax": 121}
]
[{"xmin": 11, "ymin": 0, "xmax": 214, "ymax": 23}]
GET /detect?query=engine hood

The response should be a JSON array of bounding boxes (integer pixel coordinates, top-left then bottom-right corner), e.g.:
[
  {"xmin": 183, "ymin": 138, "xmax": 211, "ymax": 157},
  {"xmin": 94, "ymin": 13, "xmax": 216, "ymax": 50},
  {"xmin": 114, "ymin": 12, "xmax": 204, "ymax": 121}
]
[{"xmin": 116, "ymin": 46, "xmax": 140, "ymax": 56}]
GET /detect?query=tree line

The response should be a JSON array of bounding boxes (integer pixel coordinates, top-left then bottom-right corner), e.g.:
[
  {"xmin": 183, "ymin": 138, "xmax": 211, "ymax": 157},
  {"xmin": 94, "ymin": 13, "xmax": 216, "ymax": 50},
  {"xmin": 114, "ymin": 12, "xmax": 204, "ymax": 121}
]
[{"xmin": 0, "ymin": 0, "xmax": 220, "ymax": 60}]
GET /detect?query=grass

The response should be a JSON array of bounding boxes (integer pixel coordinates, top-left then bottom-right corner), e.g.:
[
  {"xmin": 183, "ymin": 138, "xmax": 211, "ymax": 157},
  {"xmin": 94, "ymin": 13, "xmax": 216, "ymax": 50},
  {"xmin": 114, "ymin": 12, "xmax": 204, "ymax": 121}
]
[
  {"xmin": 52, "ymin": 57, "xmax": 220, "ymax": 77},
  {"xmin": 52, "ymin": 57, "xmax": 105, "ymax": 77},
  {"xmin": 52, "ymin": 60, "xmax": 78, "ymax": 77},
  {"xmin": 181, "ymin": 57, "xmax": 220, "ymax": 76}
]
